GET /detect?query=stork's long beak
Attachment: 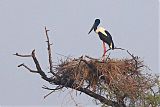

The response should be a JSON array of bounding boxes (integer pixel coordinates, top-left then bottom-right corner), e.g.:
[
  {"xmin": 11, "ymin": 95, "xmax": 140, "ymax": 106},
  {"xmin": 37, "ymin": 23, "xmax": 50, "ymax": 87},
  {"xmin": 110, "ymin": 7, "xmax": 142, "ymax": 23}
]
[{"xmin": 88, "ymin": 22, "xmax": 96, "ymax": 34}]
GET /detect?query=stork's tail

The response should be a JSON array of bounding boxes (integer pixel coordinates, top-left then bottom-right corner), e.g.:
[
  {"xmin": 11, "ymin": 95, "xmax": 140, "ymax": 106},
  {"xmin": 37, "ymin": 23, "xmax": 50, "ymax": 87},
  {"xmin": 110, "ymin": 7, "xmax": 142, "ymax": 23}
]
[{"xmin": 110, "ymin": 42, "xmax": 114, "ymax": 50}]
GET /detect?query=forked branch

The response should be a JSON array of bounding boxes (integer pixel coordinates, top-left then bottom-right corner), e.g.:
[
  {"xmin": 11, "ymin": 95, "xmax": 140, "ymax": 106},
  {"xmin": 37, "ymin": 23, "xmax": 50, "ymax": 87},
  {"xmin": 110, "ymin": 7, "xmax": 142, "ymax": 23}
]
[{"xmin": 15, "ymin": 49, "xmax": 53, "ymax": 82}]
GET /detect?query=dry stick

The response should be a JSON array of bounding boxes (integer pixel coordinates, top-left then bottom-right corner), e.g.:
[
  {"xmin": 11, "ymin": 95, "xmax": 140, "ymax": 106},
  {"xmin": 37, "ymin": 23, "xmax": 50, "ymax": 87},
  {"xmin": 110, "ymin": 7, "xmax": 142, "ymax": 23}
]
[
  {"xmin": 69, "ymin": 91, "xmax": 79, "ymax": 107},
  {"xmin": 74, "ymin": 57, "xmax": 84, "ymax": 89},
  {"xmin": 18, "ymin": 63, "xmax": 38, "ymax": 73},
  {"xmin": 56, "ymin": 52, "xmax": 73, "ymax": 59},
  {"xmin": 13, "ymin": 53, "xmax": 32, "ymax": 57},
  {"xmin": 14, "ymin": 50, "xmax": 42, "ymax": 72},
  {"xmin": 105, "ymin": 47, "xmax": 125, "ymax": 53},
  {"xmin": 43, "ymin": 85, "xmax": 63, "ymax": 99},
  {"xmin": 126, "ymin": 50, "xmax": 138, "ymax": 68},
  {"xmin": 31, "ymin": 50, "xmax": 53, "ymax": 82},
  {"xmin": 15, "ymin": 50, "xmax": 53, "ymax": 82},
  {"xmin": 85, "ymin": 55, "xmax": 100, "ymax": 61},
  {"xmin": 42, "ymin": 85, "xmax": 63, "ymax": 90},
  {"xmin": 105, "ymin": 48, "xmax": 138, "ymax": 65},
  {"xmin": 44, "ymin": 27, "xmax": 52, "ymax": 71},
  {"xmin": 44, "ymin": 91, "xmax": 55, "ymax": 99},
  {"xmin": 86, "ymin": 47, "xmax": 125, "ymax": 62},
  {"xmin": 77, "ymin": 87, "xmax": 120, "ymax": 107},
  {"xmin": 102, "ymin": 47, "xmax": 125, "ymax": 62},
  {"xmin": 44, "ymin": 27, "xmax": 60, "ymax": 78},
  {"xmin": 32, "ymin": 50, "xmax": 42, "ymax": 71}
]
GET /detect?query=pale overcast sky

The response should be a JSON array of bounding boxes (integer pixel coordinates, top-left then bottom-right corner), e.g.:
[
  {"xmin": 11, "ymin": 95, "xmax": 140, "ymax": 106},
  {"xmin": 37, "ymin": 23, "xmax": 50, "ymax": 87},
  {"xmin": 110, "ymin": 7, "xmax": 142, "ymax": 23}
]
[{"xmin": 0, "ymin": 0, "xmax": 159, "ymax": 106}]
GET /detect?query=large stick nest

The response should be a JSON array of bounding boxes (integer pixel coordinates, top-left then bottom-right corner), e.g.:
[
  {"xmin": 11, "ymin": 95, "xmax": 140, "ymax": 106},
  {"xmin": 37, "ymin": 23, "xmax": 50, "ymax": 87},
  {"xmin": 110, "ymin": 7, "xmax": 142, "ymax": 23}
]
[{"xmin": 55, "ymin": 53, "xmax": 153, "ymax": 101}]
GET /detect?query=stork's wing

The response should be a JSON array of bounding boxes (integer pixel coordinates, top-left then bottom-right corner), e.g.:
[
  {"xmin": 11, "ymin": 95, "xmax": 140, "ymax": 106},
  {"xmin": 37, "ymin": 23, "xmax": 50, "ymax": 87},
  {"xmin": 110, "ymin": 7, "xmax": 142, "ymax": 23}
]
[
  {"xmin": 105, "ymin": 30, "xmax": 112, "ymax": 39},
  {"xmin": 105, "ymin": 30, "xmax": 114, "ymax": 49},
  {"xmin": 98, "ymin": 31, "xmax": 114, "ymax": 49}
]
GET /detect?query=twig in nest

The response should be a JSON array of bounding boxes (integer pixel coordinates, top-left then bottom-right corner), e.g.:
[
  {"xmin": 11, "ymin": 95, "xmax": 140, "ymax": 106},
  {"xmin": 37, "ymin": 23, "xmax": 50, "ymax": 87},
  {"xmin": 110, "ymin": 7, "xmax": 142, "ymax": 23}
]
[
  {"xmin": 56, "ymin": 52, "xmax": 73, "ymax": 59},
  {"xmin": 126, "ymin": 50, "xmax": 138, "ymax": 68},
  {"xmin": 85, "ymin": 55, "xmax": 99, "ymax": 60}
]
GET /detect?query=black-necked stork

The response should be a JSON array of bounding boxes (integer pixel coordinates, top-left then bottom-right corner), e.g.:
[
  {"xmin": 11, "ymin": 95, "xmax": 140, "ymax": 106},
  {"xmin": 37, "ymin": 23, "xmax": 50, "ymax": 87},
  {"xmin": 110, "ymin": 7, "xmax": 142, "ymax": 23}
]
[{"xmin": 88, "ymin": 19, "xmax": 114, "ymax": 57}]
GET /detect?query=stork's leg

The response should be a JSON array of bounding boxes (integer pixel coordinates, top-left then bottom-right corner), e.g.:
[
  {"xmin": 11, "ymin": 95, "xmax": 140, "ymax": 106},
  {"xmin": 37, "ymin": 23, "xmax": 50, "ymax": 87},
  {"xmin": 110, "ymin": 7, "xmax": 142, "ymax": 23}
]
[
  {"xmin": 102, "ymin": 41, "xmax": 107, "ymax": 57},
  {"xmin": 102, "ymin": 41, "xmax": 107, "ymax": 61}
]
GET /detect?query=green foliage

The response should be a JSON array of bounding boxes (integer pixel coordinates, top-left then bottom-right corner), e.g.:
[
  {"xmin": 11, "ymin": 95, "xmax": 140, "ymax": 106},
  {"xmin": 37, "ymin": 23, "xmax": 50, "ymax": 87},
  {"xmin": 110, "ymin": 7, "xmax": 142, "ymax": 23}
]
[
  {"xmin": 144, "ymin": 76, "xmax": 160, "ymax": 107},
  {"xmin": 145, "ymin": 93, "xmax": 160, "ymax": 107}
]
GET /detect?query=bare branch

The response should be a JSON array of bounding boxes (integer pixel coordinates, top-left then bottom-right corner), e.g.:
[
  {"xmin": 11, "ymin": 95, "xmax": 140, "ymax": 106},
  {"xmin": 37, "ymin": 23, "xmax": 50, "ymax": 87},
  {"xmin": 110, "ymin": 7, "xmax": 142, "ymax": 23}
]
[
  {"xmin": 16, "ymin": 49, "xmax": 53, "ymax": 83},
  {"xmin": 44, "ymin": 26, "xmax": 60, "ymax": 78},
  {"xmin": 31, "ymin": 49, "xmax": 53, "ymax": 82},
  {"xmin": 13, "ymin": 53, "xmax": 32, "ymax": 57},
  {"xmin": 43, "ymin": 85, "xmax": 63, "ymax": 99},
  {"xmin": 18, "ymin": 63, "xmax": 38, "ymax": 73},
  {"xmin": 85, "ymin": 55, "xmax": 99, "ymax": 60},
  {"xmin": 45, "ymin": 27, "xmax": 53, "ymax": 72},
  {"xmin": 105, "ymin": 47, "xmax": 125, "ymax": 53},
  {"xmin": 44, "ymin": 90, "xmax": 55, "ymax": 99},
  {"xmin": 77, "ymin": 87, "xmax": 121, "ymax": 107},
  {"xmin": 42, "ymin": 85, "xmax": 63, "ymax": 90},
  {"xmin": 126, "ymin": 50, "xmax": 138, "ymax": 69},
  {"xmin": 31, "ymin": 49, "xmax": 42, "ymax": 71},
  {"xmin": 69, "ymin": 92, "xmax": 80, "ymax": 107}
]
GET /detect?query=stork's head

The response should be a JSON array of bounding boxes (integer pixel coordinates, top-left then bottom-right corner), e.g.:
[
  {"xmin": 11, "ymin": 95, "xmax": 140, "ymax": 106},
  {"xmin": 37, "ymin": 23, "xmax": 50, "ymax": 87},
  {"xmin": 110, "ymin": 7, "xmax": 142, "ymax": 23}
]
[{"xmin": 88, "ymin": 19, "xmax": 100, "ymax": 34}]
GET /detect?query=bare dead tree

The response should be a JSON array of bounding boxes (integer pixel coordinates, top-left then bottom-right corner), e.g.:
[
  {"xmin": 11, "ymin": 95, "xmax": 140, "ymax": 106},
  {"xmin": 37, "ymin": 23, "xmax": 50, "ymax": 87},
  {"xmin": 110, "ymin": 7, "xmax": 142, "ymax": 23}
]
[{"xmin": 14, "ymin": 27, "xmax": 159, "ymax": 107}]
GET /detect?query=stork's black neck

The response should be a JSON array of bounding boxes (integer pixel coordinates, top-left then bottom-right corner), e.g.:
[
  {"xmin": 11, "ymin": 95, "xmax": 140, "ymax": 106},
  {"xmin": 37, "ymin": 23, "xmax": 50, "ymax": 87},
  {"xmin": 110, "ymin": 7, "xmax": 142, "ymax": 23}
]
[{"xmin": 94, "ymin": 26, "xmax": 97, "ymax": 31}]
